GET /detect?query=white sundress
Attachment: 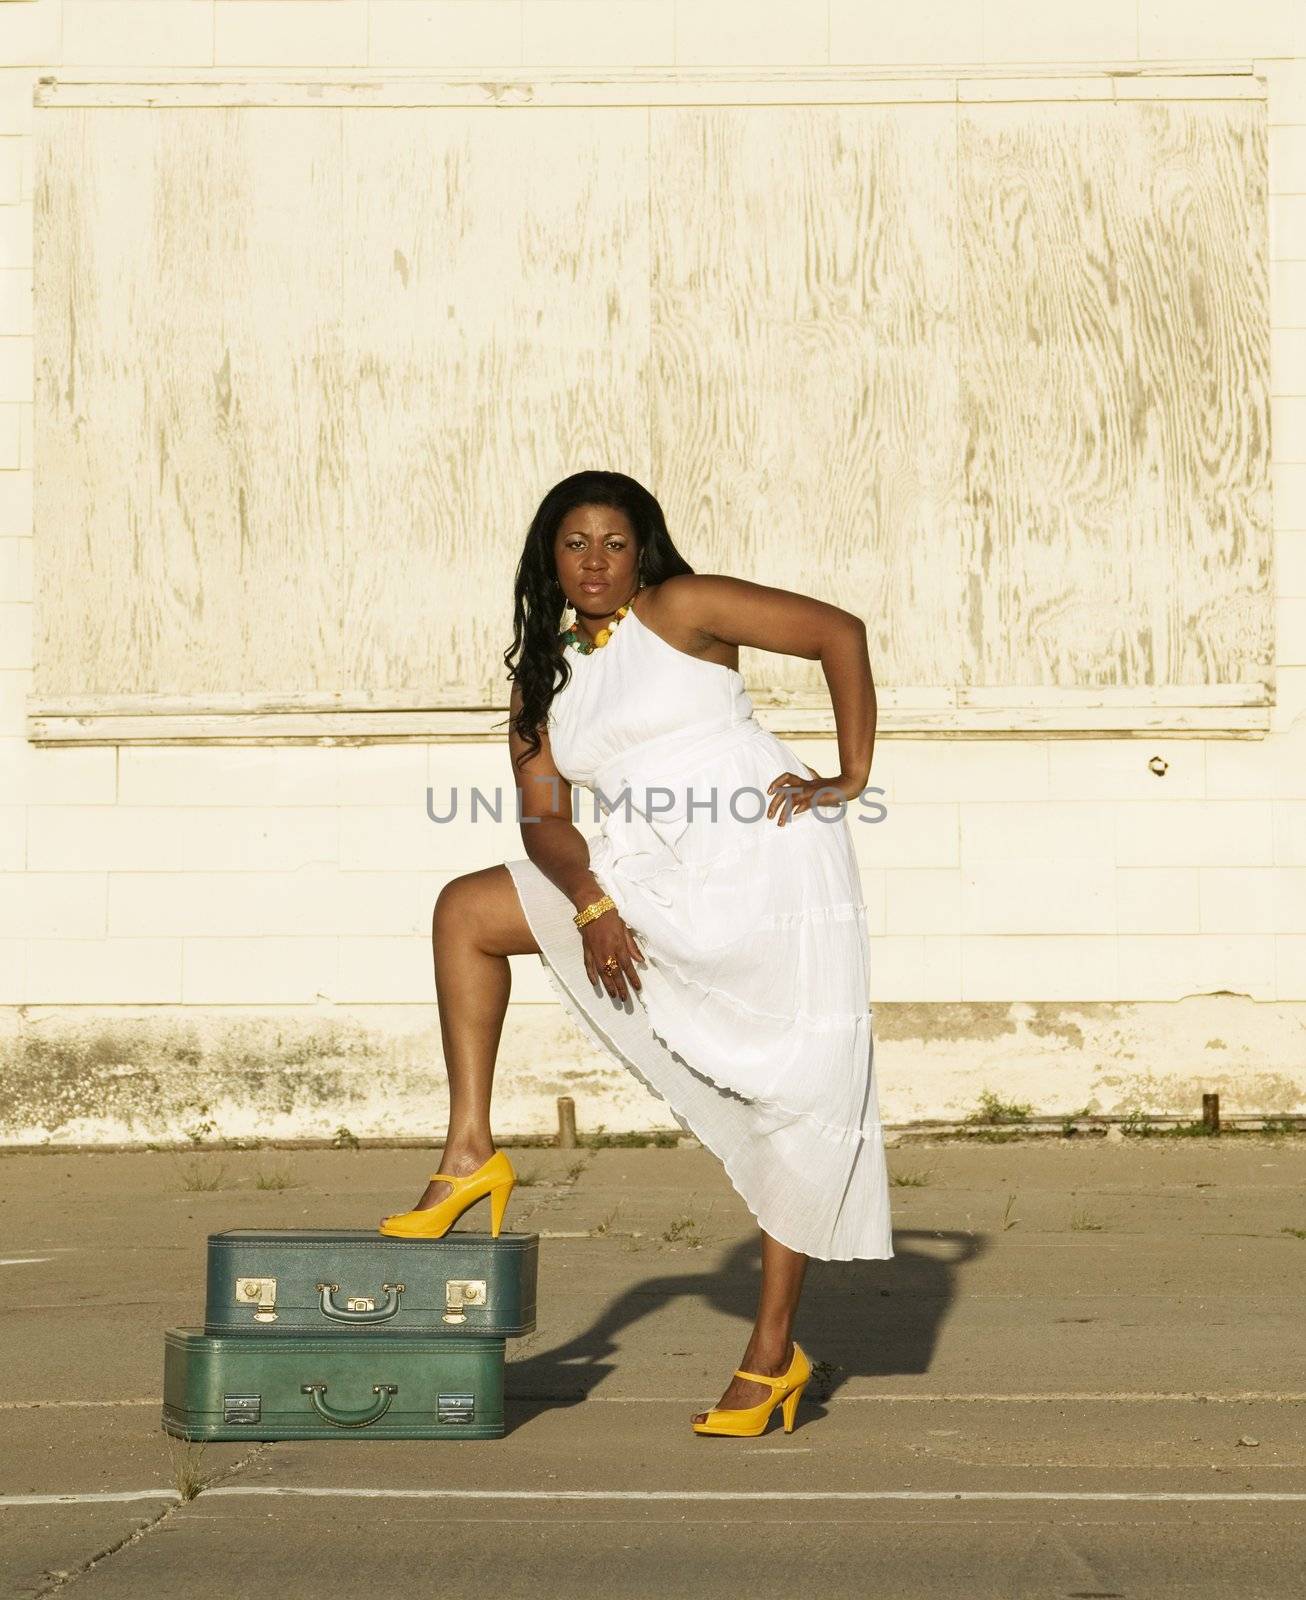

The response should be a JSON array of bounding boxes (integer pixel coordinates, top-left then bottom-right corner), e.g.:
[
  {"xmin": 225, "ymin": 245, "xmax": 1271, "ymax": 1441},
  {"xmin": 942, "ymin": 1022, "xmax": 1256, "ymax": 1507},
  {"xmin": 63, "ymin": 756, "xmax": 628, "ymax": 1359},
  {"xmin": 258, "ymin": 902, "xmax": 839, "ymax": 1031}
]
[{"xmin": 504, "ymin": 603, "xmax": 893, "ymax": 1261}]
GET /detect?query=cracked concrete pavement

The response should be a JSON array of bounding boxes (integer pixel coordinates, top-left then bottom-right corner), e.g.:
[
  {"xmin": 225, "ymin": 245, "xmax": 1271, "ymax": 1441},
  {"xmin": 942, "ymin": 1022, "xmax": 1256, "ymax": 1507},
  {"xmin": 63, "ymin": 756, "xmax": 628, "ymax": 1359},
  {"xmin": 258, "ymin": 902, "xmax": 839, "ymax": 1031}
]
[{"xmin": 1, "ymin": 1137, "xmax": 1304, "ymax": 1598}]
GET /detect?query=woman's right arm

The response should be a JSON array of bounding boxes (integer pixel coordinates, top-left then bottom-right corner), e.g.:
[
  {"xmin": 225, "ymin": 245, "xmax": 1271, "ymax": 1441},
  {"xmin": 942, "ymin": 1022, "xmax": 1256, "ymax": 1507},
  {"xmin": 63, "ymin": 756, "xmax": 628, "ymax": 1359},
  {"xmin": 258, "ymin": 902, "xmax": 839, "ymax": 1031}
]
[
  {"xmin": 508, "ymin": 681, "xmax": 644, "ymax": 999},
  {"xmin": 508, "ymin": 680, "xmax": 605, "ymax": 915}
]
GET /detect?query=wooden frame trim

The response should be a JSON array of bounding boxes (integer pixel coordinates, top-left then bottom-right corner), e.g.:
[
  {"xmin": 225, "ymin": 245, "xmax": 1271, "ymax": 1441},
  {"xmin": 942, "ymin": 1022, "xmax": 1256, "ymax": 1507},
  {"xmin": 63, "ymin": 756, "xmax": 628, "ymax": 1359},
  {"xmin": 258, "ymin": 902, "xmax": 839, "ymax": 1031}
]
[
  {"xmin": 27, "ymin": 686, "xmax": 1272, "ymax": 745},
  {"xmin": 33, "ymin": 65, "xmax": 1264, "ymax": 110}
]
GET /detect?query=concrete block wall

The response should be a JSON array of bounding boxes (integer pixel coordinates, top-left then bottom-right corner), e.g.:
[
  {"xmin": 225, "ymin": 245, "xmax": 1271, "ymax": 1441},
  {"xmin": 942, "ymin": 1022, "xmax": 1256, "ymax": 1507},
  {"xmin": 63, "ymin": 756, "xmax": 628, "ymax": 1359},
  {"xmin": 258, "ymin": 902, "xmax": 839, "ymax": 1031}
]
[{"xmin": 1, "ymin": 1, "xmax": 1305, "ymax": 1143}]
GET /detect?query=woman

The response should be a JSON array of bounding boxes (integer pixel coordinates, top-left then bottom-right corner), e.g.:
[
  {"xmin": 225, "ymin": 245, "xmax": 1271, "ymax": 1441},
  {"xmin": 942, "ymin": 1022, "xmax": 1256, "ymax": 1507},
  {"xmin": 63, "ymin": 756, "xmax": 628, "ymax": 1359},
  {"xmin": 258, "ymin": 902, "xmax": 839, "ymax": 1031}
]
[{"xmin": 380, "ymin": 470, "xmax": 893, "ymax": 1436}]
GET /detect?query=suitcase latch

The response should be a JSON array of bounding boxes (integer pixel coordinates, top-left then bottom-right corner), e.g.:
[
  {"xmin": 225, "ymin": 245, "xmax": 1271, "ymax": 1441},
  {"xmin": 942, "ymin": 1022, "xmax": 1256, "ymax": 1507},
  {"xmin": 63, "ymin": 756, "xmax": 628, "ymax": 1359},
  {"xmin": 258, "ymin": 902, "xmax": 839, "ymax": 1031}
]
[
  {"xmin": 443, "ymin": 1279, "xmax": 487, "ymax": 1323},
  {"xmin": 235, "ymin": 1277, "xmax": 277, "ymax": 1322},
  {"xmin": 223, "ymin": 1394, "xmax": 262, "ymax": 1424},
  {"xmin": 437, "ymin": 1393, "xmax": 475, "ymax": 1424},
  {"xmin": 346, "ymin": 1297, "xmax": 376, "ymax": 1313}
]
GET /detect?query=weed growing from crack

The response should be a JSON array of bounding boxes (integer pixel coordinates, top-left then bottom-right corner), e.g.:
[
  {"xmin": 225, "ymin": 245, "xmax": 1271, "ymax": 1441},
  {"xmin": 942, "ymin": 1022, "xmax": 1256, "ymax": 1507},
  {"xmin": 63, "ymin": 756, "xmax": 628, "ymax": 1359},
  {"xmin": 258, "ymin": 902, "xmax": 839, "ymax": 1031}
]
[
  {"xmin": 253, "ymin": 1167, "xmax": 298, "ymax": 1191},
  {"xmin": 661, "ymin": 1214, "xmax": 701, "ymax": 1247},
  {"xmin": 165, "ymin": 1439, "xmax": 216, "ymax": 1501},
  {"xmin": 176, "ymin": 1159, "xmax": 229, "ymax": 1192}
]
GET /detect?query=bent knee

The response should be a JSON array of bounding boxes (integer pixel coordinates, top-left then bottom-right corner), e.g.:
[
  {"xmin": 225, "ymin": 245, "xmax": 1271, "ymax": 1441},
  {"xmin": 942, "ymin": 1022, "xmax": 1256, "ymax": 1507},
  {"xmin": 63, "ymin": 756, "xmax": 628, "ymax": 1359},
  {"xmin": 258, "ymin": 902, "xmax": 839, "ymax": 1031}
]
[
  {"xmin": 433, "ymin": 865, "xmax": 537, "ymax": 957},
  {"xmin": 434, "ymin": 872, "xmax": 482, "ymax": 930}
]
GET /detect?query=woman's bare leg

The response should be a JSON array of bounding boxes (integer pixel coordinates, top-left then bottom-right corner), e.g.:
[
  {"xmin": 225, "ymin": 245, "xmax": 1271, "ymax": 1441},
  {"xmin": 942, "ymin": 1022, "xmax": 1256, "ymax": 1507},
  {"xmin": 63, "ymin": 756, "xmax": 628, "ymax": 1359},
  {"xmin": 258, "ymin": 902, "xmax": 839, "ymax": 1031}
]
[
  {"xmin": 384, "ymin": 864, "xmax": 540, "ymax": 1221},
  {"xmin": 691, "ymin": 1229, "xmax": 809, "ymax": 1422}
]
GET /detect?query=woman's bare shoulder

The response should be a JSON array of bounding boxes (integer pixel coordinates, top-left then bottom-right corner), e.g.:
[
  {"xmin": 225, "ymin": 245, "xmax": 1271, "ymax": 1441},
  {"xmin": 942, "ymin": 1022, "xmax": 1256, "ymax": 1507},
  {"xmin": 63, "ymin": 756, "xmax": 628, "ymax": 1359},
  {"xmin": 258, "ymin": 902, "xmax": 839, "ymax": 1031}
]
[{"xmin": 634, "ymin": 575, "xmax": 742, "ymax": 668}]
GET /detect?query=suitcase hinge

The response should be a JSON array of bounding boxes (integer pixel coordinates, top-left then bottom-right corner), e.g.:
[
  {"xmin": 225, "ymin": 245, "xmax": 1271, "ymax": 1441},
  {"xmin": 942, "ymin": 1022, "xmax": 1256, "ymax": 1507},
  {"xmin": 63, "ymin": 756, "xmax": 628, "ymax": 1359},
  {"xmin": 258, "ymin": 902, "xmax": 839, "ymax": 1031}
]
[
  {"xmin": 235, "ymin": 1277, "xmax": 278, "ymax": 1322},
  {"xmin": 443, "ymin": 1279, "xmax": 487, "ymax": 1323}
]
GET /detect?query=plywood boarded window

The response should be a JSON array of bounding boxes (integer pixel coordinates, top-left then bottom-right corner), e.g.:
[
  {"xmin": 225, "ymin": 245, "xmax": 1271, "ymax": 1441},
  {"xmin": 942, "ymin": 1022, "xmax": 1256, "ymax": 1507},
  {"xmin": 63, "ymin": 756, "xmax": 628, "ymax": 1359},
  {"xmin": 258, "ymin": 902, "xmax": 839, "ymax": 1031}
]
[{"xmin": 30, "ymin": 71, "xmax": 1272, "ymax": 743}]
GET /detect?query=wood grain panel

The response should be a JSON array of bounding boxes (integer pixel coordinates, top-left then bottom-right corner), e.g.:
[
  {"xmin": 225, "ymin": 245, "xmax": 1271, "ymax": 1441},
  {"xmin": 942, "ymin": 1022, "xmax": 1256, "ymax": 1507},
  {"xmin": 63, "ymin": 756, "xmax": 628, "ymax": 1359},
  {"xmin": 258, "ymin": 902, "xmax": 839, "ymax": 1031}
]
[
  {"xmin": 651, "ymin": 103, "xmax": 963, "ymax": 695},
  {"xmin": 339, "ymin": 108, "xmax": 649, "ymax": 702},
  {"xmin": 35, "ymin": 106, "xmax": 344, "ymax": 698},
  {"xmin": 959, "ymin": 100, "xmax": 1271, "ymax": 691}
]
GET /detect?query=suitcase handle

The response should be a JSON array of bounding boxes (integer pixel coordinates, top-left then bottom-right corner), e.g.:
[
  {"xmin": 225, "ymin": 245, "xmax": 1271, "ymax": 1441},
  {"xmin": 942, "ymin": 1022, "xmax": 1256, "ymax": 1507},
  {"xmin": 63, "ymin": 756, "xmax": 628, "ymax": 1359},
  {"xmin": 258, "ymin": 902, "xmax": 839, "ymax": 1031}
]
[
  {"xmin": 315, "ymin": 1281, "xmax": 405, "ymax": 1324},
  {"xmin": 300, "ymin": 1381, "xmax": 398, "ymax": 1428}
]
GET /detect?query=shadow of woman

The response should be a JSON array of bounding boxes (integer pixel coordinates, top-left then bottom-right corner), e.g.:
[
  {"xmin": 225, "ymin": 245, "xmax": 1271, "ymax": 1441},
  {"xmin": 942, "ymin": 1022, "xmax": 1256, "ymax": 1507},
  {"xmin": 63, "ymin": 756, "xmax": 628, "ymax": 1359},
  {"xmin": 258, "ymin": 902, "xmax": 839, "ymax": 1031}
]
[{"xmin": 503, "ymin": 1226, "xmax": 986, "ymax": 1432}]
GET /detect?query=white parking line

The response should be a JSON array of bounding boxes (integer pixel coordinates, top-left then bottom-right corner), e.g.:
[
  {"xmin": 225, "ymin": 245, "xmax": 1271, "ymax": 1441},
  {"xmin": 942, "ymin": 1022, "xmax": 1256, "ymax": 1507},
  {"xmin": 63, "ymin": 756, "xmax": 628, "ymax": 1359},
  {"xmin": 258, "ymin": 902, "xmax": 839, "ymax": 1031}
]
[
  {"xmin": 2, "ymin": 1391, "xmax": 1305, "ymax": 1411},
  {"xmin": 208, "ymin": 1488, "xmax": 1306, "ymax": 1503},
  {"xmin": 541, "ymin": 1392, "xmax": 1306, "ymax": 1404},
  {"xmin": 3, "ymin": 1488, "xmax": 1305, "ymax": 1508},
  {"xmin": 0, "ymin": 1492, "xmax": 180, "ymax": 1506},
  {"xmin": 0, "ymin": 1399, "xmax": 158, "ymax": 1410}
]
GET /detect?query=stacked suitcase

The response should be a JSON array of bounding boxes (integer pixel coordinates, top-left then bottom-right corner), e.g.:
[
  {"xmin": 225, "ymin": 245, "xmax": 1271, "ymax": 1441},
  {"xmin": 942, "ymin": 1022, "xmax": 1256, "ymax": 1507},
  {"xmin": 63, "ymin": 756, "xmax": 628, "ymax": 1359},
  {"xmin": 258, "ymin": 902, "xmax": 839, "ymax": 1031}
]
[{"xmin": 162, "ymin": 1227, "xmax": 539, "ymax": 1441}]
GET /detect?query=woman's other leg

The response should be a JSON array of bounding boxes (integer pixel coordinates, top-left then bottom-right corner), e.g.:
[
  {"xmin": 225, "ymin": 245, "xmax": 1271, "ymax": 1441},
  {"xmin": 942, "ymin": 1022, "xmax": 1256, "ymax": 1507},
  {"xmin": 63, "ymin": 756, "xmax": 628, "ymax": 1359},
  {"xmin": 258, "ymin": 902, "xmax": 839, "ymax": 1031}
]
[{"xmin": 691, "ymin": 1230, "xmax": 809, "ymax": 1422}]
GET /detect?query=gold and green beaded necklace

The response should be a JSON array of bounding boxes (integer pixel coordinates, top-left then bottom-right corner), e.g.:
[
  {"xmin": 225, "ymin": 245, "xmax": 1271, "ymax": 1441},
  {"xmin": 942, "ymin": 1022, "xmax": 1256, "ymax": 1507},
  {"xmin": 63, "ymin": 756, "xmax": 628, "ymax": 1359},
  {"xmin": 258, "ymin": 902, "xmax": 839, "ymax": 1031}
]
[{"xmin": 561, "ymin": 600, "xmax": 632, "ymax": 655}]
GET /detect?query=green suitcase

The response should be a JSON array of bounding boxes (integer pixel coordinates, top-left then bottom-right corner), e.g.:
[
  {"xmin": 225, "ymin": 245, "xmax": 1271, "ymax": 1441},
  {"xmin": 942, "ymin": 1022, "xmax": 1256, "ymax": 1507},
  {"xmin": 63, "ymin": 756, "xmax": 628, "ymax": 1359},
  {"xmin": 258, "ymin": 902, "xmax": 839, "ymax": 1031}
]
[
  {"xmin": 203, "ymin": 1229, "xmax": 537, "ymax": 1338},
  {"xmin": 162, "ymin": 1327, "xmax": 506, "ymax": 1440}
]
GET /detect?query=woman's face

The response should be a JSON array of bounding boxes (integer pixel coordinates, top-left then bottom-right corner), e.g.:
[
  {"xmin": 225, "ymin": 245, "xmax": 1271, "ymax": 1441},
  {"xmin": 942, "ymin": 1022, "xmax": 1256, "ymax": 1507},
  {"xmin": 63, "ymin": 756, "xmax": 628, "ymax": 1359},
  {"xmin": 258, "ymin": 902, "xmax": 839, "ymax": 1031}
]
[{"xmin": 553, "ymin": 504, "xmax": 640, "ymax": 618}]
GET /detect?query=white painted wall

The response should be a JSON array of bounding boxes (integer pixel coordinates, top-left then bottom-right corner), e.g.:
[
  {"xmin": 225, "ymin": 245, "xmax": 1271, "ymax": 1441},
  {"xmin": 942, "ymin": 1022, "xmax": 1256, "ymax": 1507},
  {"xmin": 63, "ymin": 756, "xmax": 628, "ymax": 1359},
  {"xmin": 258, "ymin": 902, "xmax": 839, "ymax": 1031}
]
[{"xmin": 1, "ymin": 2, "xmax": 1304, "ymax": 1144}]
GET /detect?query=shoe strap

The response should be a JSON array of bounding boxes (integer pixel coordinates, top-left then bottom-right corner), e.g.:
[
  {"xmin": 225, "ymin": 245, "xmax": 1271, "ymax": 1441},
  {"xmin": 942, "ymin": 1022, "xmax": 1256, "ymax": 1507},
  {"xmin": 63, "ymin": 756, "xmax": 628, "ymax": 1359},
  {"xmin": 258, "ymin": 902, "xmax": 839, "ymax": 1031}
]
[
  {"xmin": 428, "ymin": 1154, "xmax": 510, "ymax": 1183},
  {"xmin": 732, "ymin": 1367, "xmax": 789, "ymax": 1389},
  {"xmin": 734, "ymin": 1344, "xmax": 805, "ymax": 1389}
]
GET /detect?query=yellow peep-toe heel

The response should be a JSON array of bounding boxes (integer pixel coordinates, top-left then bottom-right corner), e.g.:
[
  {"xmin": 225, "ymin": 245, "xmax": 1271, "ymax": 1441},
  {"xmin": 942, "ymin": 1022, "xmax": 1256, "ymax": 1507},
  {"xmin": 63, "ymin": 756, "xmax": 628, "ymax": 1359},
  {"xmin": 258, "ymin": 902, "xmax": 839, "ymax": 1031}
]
[
  {"xmin": 378, "ymin": 1150, "xmax": 516, "ymax": 1240},
  {"xmin": 691, "ymin": 1340, "xmax": 812, "ymax": 1437}
]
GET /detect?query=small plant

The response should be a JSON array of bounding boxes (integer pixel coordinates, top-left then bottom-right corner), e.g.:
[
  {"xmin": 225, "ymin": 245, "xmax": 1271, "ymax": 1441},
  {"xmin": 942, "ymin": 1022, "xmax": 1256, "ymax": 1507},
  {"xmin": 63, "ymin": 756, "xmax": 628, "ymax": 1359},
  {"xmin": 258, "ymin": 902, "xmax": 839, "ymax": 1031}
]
[
  {"xmin": 1070, "ymin": 1208, "xmax": 1104, "ymax": 1231},
  {"xmin": 1000, "ymin": 1191, "xmax": 1019, "ymax": 1231},
  {"xmin": 513, "ymin": 1164, "xmax": 541, "ymax": 1187},
  {"xmin": 1282, "ymin": 1226, "xmax": 1306, "ymax": 1240},
  {"xmin": 166, "ymin": 1439, "xmax": 215, "ymax": 1501},
  {"xmin": 807, "ymin": 1359, "xmax": 840, "ymax": 1404},
  {"xmin": 1060, "ymin": 1104, "xmax": 1097, "ymax": 1138},
  {"xmin": 972, "ymin": 1090, "xmax": 1032, "ymax": 1125},
  {"xmin": 581, "ymin": 1129, "xmax": 680, "ymax": 1148},
  {"xmin": 184, "ymin": 1107, "xmax": 218, "ymax": 1146},
  {"xmin": 890, "ymin": 1166, "xmax": 935, "ymax": 1188},
  {"xmin": 590, "ymin": 1204, "xmax": 622, "ymax": 1237},
  {"xmin": 1120, "ymin": 1107, "xmax": 1156, "ymax": 1138},
  {"xmin": 253, "ymin": 1167, "xmax": 297, "ymax": 1191},
  {"xmin": 564, "ymin": 1156, "xmax": 591, "ymax": 1184},
  {"xmin": 331, "ymin": 1126, "xmax": 360, "ymax": 1150},
  {"xmin": 177, "ymin": 1159, "xmax": 228, "ymax": 1192},
  {"xmin": 1172, "ymin": 1119, "xmax": 1218, "ymax": 1138},
  {"xmin": 661, "ymin": 1213, "xmax": 701, "ymax": 1247}
]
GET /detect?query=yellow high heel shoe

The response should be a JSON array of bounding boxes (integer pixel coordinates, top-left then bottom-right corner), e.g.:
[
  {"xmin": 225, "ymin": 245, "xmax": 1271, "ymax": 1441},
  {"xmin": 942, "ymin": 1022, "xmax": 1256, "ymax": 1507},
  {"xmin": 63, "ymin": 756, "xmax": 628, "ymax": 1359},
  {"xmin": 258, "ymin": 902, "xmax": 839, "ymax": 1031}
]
[
  {"xmin": 691, "ymin": 1340, "xmax": 812, "ymax": 1437},
  {"xmin": 378, "ymin": 1150, "xmax": 516, "ymax": 1240}
]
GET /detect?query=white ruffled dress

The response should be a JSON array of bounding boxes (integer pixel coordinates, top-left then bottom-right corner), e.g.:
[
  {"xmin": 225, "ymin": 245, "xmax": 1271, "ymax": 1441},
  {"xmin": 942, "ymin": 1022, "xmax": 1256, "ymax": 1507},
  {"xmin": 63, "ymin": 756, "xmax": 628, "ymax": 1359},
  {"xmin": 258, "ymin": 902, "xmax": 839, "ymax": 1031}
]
[{"xmin": 505, "ymin": 605, "xmax": 893, "ymax": 1261}]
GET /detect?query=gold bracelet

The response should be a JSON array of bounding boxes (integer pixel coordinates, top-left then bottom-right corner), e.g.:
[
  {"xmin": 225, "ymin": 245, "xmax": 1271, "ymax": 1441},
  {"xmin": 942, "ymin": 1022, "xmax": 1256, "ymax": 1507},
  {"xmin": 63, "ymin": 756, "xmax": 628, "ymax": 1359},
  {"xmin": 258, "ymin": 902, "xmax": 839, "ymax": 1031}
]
[{"xmin": 573, "ymin": 894, "xmax": 616, "ymax": 929}]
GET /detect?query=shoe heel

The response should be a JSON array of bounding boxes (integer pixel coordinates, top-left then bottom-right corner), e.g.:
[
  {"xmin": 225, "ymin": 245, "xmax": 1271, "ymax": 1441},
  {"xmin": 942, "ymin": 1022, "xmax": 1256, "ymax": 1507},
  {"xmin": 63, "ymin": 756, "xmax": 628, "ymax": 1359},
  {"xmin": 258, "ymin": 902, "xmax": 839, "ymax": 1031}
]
[
  {"xmin": 488, "ymin": 1178, "xmax": 514, "ymax": 1237},
  {"xmin": 781, "ymin": 1380, "xmax": 807, "ymax": 1434}
]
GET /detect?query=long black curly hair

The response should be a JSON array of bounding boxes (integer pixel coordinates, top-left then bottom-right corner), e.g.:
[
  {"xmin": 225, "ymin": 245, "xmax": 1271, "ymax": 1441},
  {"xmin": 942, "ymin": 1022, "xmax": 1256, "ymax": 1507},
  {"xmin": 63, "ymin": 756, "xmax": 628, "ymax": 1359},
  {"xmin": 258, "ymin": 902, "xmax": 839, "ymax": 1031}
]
[{"xmin": 502, "ymin": 470, "xmax": 696, "ymax": 772}]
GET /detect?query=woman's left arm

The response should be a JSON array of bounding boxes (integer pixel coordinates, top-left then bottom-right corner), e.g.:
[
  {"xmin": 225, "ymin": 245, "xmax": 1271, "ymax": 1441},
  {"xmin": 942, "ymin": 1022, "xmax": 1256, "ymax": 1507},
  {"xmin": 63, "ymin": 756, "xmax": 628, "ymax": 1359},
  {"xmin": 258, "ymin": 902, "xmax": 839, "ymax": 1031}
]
[{"xmin": 659, "ymin": 573, "xmax": 876, "ymax": 817}]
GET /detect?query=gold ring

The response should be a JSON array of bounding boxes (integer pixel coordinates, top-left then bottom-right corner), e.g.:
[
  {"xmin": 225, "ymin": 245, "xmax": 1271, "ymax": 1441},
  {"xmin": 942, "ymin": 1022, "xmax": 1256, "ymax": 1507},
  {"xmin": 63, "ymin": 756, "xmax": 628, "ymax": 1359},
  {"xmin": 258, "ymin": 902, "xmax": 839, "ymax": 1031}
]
[{"xmin": 603, "ymin": 957, "xmax": 620, "ymax": 972}]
